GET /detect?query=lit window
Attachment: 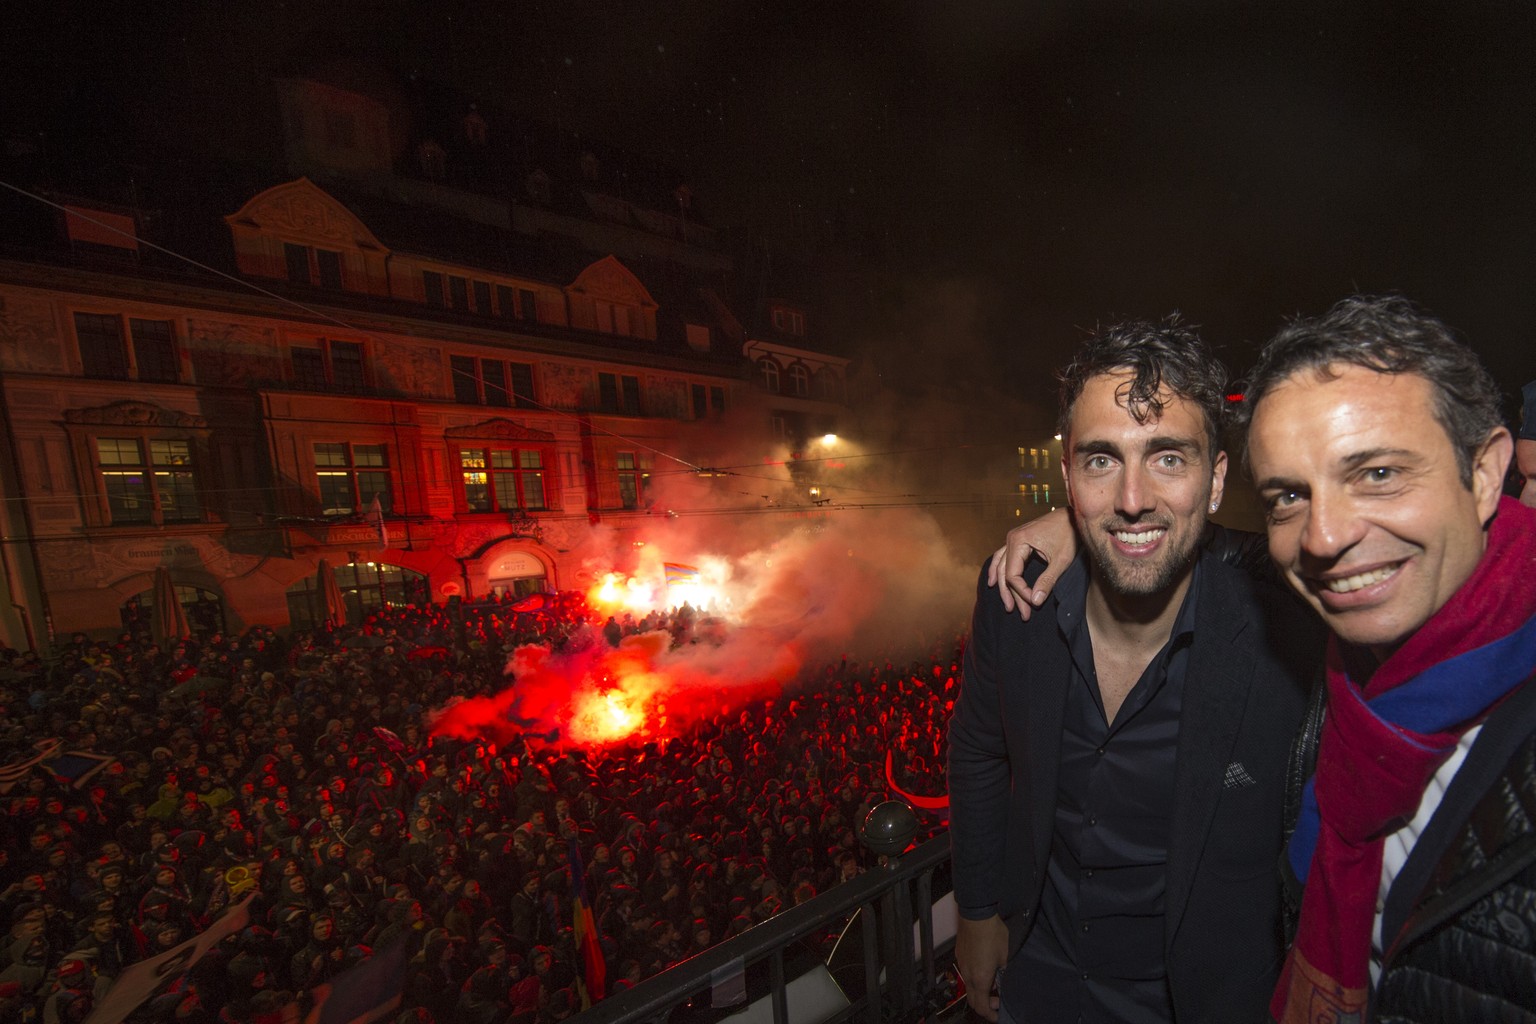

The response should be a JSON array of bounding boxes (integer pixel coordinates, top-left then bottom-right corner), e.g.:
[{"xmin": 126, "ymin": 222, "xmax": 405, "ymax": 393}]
[
  {"xmin": 459, "ymin": 447, "xmax": 549, "ymax": 513},
  {"xmin": 617, "ymin": 451, "xmax": 648, "ymax": 510},
  {"xmin": 95, "ymin": 438, "xmax": 200, "ymax": 525},
  {"xmin": 314, "ymin": 443, "xmax": 390, "ymax": 515}
]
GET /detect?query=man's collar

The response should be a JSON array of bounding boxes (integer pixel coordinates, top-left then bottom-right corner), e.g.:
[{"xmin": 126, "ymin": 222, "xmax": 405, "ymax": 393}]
[{"xmin": 1057, "ymin": 552, "xmax": 1204, "ymax": 641}]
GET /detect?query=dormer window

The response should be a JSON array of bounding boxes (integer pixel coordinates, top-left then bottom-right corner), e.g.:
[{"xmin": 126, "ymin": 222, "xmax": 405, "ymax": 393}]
[{"xmin": 771, "ymin": 306, "xmax": 805, "ymax": 337}]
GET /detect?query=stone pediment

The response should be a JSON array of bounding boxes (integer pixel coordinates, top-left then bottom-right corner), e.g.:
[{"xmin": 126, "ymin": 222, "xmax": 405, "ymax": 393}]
[
  {"xmin": 64, "ymin": 401, "xmax": 207, "ymax": 429},
  {"xmin": 445, "ymin": 418, "xmax": 556, "ymax": 443},
  {"xmin": 224, "ymin": 178, "xmax": 387, "ymax": 252},
  {"xmin": 569, "ymin": 255, "xmax": 656, "ymax": 308}
]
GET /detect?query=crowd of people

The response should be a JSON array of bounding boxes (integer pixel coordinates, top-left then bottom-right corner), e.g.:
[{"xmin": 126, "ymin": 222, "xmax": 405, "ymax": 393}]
[{"xmin": 0, "ymin": 592, "xmax": 957, "ymax": 1023}]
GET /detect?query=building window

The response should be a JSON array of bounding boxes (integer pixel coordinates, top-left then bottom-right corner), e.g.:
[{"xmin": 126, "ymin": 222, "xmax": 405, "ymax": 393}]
[
  {"xmin": 316, "ymin": 250, "xmax": 343, "ymax": 289},
  {"xmin": 448, "ymin": 275, "xmax": 470, "ymax": 310},
  {"xmin": 617, "ymin": 451, "xmax": 649, "ymax": 510},
  {"xmin": 473, "ymin": 280, "xmax": 493, "ymax": 314},
  {"xmin": 284, "ymin": 244, "xmax": 344, "ymax": 288},
  {"xmin": 451, "ymin": 356, "xmax": 480, "ymax": 404},
  {"xmin": 287, "ymin": 562, "xmax": 429, "ymax": 631},
  {"xmin": 494, "ymin": 286, "xmax": 541, "ymax": 321},
  {"xmin": 756, "ymin": 358, "xmax": 780, "ymax": 393},
  {"xmin": 75, "ymin": 312, "xmax": 129, "ymax": 379},
  {"xmin": 690, "ymin": 384, "xmax": 726, "ymax": 419},
  {"xmin": 128, "ymin": 319, "xmax": 178, "ymax": 383},
  {"xmin": 593, "ymin": 301, "xmax": 636, "ymax": 337},
  {"xmin": 95, "ymin": 437, "xmax": 200, "ymax": 525},
  {"xmin": 597, "ymin": 372, "xmax": 641, "ymax": 415},
  {"xmin": 291, "ymin": 339, "xmax": 366, "ymax": 392},
  {"xmin": 314, "ymin": 443, "xmax": 390, "ymax": 515},
  {"xmin": 813, "ymin": 368, "xmax": 841, "ymax": 402},
  {"xmin": 422, "ymin": 271, "xmax": 445, "ymax": 308},
  {"xmin": 787, "ymin": 363, "xmax": 810, "ymax": 397},
  {"xmin": 284, "ymin": 243, "xmax": 310, "ymax": 283},
  {"xmin": 508, "ymin": 362, "xmax": 536, "ymax": 408},
  {"xmin": 75, "ymin": 313, "xmax": 181, "ymax": 382},
  {"xmin": 452, "ymin": 357, "xmax": 534, "ymax": 407},
  {"xmin": 771, "ymin": 307, "xmax": 805, "ymax": 336},
  {"xmin": 482, "ymin": 360, "xmax": 510, "ymax": 407},
  {"xmin": 459, "ymin": 447, "xmax": 548, "ymax": 513}
]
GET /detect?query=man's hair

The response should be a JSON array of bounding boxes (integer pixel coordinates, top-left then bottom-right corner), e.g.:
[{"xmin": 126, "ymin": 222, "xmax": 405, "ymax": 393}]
[
  {"xmin": 1240, "ymin": 295, "xmax": 1503, "ymax": 486},
  {"xmin": 1057, "ymin": 315, "xmax": 1228, "ymax": 455}
]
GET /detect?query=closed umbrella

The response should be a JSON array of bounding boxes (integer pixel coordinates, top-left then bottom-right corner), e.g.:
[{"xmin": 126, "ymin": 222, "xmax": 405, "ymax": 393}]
[
  {"xmin": 316, "ymin": 558, "xmax": 348, "ymax": 628},
  {"xmin": 152, "ymin": 567, "xmax": 192, "ymax": 645}
]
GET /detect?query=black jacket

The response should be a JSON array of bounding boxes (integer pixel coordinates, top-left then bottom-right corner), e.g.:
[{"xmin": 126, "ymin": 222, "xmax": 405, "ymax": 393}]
[
  {"xmin": 950, "ymin": 549, "xmax": 1318, "ymax": 1023},
  {"xmin": 1371, "ymin": 675, "xmax": 1536, "ymax": 1023}
]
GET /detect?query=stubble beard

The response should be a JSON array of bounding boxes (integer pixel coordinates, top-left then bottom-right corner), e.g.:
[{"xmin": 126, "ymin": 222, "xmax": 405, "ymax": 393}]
[{"xmin": 1080, "ymin": 515, "xmax": 1205, "ymax": 599}]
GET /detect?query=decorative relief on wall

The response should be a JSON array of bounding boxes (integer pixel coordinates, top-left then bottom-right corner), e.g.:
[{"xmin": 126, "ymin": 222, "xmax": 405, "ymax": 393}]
[
  {"xmin": 0, "ymin": 293, "xmax": 66, "ymax": 373},
  {"xmin": 452, "ymin": 524, "xmax": 503, "ymax": 559},
  {"xmin": 64, "ymin": 401, "xmax": 206, "ymax": 429},
  {"xmin": 649, "ymin": 377, "xmax": 687, "ymax": 419},
  {"xmin": 373, "ymin": 339, "xmax": 443, "ymax": 395},
  {"xmin": 540, "ymin": 364, "xmax": 588, "ymax": 410},
  {"xmin": 225, "ymin": 179, "xmax": 388, "ymax": 252},
  {"xmin": 445, "ymin": 419, "xmax": 556, "ymax": 443},
  {"xmin": 37, "ymin": 538, "xmax": 98, "ymax": 587},
  {"xmin": 570, "ymin": 256, "xmax": 655, "ymax": 306},
  {"xmin": 188, "ymin": 320, "xmax": 281, "ymax": 386}
]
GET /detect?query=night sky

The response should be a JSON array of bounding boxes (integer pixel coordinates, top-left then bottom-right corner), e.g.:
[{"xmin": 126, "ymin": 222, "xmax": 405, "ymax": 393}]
[{"xmin": 6, "ymin": 1, "xmax": 1535, "ymax": 409}]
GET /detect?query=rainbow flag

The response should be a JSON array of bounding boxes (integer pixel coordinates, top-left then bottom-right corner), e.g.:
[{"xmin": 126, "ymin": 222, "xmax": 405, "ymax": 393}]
[
  {"xmin": 568, "ymin": 838, "xmax": 606, "ymax": 1006},
  {"xmin": 663, "ymin": 562, "xmax": 701, "ymax": 585}
]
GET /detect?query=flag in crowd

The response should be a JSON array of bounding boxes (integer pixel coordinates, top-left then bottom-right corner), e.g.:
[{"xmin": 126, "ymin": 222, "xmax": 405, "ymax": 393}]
[
  {"xmin": 366, "ymin": 493, "xmax": 388, "ymax": 549},
  {"xmin": 83, "ymin": 894, "xmax": 254, "ymax": 1024},
  {"xmin": 569, "ymin": 836, "xmax": 607, "ymax": 1006},
  {"xmin": 0, "ymin": 738, "xmax": 116, "ymax": 794},
  {"xmin": 663, "ymin": 562, "xmax": 701, "ymax": 586},
  {"xmin": 300, "ymin": 936, "xmax": 409, "ymax": 1024}
]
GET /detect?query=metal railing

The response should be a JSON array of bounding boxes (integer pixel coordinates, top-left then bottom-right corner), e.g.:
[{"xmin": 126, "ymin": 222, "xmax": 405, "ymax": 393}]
[{"xmin": 570, "ymin": 833, "xmax": 958, "ymax": 1024}]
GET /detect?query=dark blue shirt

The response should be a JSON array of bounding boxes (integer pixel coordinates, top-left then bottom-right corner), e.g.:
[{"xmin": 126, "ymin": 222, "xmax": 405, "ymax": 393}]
[{"xmin": 1003, "ymin": 557, "xmax": 1201, "ymax": 1024}]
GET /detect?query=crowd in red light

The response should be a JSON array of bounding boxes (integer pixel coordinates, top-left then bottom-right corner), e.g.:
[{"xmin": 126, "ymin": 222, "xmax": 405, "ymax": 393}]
[{"xmin": 0, "ymin": 591, "xmax": 958, "ymax": 1023}]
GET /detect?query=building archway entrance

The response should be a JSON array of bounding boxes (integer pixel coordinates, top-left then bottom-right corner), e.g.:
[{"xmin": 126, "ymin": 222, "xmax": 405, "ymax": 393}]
[{"xmin": 486, "ymin": 550, "xmax": 548, "ymax": 600}]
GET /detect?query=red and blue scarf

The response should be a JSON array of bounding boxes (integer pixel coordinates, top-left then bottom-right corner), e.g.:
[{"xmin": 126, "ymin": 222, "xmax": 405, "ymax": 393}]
[{"xmin": 1272, "ymin": 496, "xmax": 1536, "ymax": 1023}]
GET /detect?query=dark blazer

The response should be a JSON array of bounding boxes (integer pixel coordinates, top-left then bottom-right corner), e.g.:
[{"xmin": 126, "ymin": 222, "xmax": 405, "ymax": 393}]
[{"xmin": 950, "ymin": 549, "xmax": 1318, "ymax": 1023}]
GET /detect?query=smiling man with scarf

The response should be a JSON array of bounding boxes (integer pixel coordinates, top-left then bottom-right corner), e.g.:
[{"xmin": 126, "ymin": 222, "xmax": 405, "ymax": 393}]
[{"xmin": 1242, "ymin": 295, "xmax": 1536, "ymax": 1023}]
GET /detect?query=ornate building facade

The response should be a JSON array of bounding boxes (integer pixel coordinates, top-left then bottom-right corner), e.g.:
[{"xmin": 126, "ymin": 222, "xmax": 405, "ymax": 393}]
[{"xmin": 0, "ymin": 70, "xmax": 851, "ymax": 648}]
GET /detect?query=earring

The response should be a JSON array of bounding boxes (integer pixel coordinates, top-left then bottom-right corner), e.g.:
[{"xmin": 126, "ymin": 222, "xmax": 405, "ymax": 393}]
[{"xmin": 1209, "ymin": 503, "xmax": 1218, "ymax": 513}]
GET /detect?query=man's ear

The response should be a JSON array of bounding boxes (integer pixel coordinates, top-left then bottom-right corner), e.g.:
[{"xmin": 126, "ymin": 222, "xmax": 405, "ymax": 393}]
[
  {"xmin": 1472, "ymin": 426, "xmax": 1514, "ymax": 525},
  {"xmin": 1209, "ymin": 450, "xmax": 1229, "ymax": 513}
]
